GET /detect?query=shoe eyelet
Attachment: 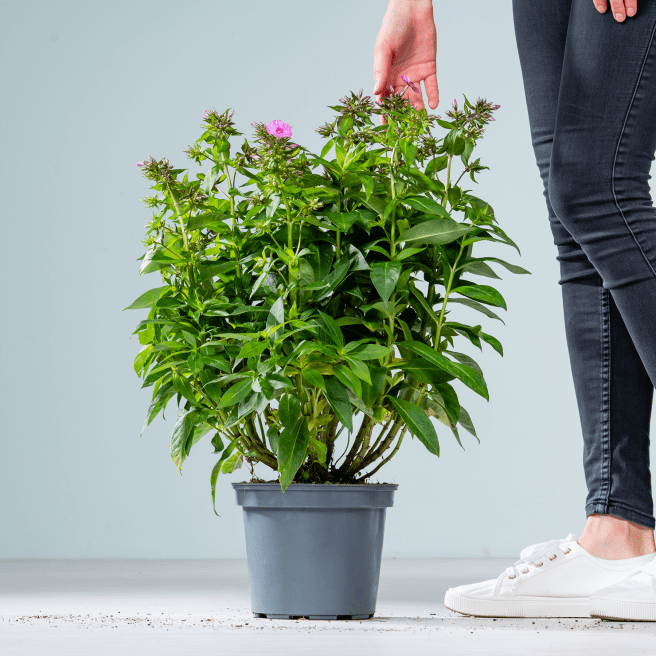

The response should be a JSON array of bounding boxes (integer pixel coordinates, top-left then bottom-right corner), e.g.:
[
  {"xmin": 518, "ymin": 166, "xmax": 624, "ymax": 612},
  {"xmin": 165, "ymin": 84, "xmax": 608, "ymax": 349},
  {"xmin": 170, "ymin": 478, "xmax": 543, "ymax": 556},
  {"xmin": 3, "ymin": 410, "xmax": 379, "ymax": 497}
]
[
  {"xmin": 563, "ymin": 548, "xmax": 571, "ymax": 554},
  {"xmin": 535, "ymin": 562, "xmax": 543, "ymax": 568},
  {"xmin": 522, "ymin": 569, "xmax": 529, "ymax": 575},
  {"xmin": 549, "ymin": 554, "xmax": 557, "ymax": 561},
  {"xmin": 508, "ymin": 574, "xmax": 516, "ymax": 580}
]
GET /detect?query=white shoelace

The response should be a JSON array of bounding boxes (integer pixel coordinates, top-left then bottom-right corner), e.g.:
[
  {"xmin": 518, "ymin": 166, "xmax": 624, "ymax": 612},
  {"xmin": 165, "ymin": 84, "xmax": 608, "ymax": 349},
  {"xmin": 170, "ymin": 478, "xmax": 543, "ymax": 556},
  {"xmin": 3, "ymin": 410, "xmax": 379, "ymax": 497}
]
[{"xmin": 505, "ymin": 533, "xmax": 576, "ymax": 580}]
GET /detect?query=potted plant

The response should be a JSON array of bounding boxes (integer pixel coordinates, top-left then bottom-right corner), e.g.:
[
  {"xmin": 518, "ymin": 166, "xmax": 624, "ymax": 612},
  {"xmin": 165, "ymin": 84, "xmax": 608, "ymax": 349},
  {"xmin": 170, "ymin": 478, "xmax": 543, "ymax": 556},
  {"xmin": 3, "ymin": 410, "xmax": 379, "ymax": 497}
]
[{"xmin": 127, "ymin": 77, "xmax": 528, "ymax": 620}]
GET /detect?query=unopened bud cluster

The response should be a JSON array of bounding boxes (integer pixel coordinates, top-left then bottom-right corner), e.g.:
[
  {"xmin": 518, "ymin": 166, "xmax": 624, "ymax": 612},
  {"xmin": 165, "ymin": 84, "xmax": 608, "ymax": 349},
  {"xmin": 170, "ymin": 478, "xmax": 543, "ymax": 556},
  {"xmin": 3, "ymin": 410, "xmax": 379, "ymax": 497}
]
[
  {"xmin": 136, "ymin": 156, "xmax": 175, "ymax": 184},
  {"xmin": 445, "ymin": 97, "xmax": 500, "ymax": 140}
]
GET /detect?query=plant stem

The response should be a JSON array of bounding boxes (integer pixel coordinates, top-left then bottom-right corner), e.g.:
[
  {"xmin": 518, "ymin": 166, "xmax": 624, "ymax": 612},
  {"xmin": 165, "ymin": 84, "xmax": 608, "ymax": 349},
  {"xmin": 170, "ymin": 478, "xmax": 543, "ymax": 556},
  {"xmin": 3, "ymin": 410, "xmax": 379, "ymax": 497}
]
[
  {"xmin": 337, "ymin": 414, "xmax": 373, "ymax": 474},
  {"xmin": 441, "ymin": 154, "xmax": 453, "ymax": 208},
  {"xmin": 433, "ymin": 238, "xmax": 466, "ymax": 350},
  {"xmin": 224, "ymin": 162, "xmax": 243, "ymax": 290},
  {"xmin": 167, "ymin": 183, "xmax": 195, "ymax": 288},
  {"xmin": 358, "ymin": 415, "xmax": 404, "ymax": 471},
  {"xmin": 356, "ymin": 428, "xmax": 406, "ymax": 481}
]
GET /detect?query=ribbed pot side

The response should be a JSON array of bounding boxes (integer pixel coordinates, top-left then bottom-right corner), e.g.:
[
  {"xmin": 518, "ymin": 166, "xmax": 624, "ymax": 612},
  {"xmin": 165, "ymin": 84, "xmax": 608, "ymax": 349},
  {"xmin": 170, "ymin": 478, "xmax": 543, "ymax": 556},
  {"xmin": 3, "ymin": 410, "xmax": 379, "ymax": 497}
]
[{"xmin": 232, "ymin": 482, "xmax": 399, "ymax": 620}]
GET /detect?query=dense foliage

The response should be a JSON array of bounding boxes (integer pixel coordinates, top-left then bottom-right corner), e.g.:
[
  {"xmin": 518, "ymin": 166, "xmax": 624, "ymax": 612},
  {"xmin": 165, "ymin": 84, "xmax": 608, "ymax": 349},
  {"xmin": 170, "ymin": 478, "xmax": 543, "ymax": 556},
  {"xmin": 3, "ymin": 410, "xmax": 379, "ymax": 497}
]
[{"xmin": 127, "ymin": 83, "xmax": 529, "ymax": 513}]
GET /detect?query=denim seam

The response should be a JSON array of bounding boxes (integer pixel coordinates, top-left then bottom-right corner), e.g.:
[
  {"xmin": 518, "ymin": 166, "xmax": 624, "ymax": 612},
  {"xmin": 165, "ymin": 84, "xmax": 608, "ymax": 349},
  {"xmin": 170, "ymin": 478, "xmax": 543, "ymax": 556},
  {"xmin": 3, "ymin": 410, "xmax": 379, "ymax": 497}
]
[
  {"xmin": 586, "ymin": 502, "xmax": 655, "ymax": 529},
  {"xmin": 611, "ymin": 17, "xmax": 656, "ymax": 280},
  {"xmin": 599, "ymin": 285, "xmax": 611, "ymax": 507},
  {"xmin": 586, "ymin": 500, "xmax": 655, "ymax": 524}
]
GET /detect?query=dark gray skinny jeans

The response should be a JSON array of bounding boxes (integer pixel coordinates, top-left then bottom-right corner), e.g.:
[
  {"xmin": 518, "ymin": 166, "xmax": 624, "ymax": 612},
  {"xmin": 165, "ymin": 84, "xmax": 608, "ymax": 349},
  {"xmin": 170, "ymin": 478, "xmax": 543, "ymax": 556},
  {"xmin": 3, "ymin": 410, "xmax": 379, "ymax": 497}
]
[{"xmin": 512, "ymin": 0, "xmax": 656, "ymax": 529}]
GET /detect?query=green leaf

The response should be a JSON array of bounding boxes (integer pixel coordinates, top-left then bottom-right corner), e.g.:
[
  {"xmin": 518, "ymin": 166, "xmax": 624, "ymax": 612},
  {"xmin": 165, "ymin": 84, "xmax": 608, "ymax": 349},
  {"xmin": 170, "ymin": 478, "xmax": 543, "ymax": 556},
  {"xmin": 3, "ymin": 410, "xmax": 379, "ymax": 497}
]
[
  {"xmin": 320, "ymin": 137, "xmax": 335, "ymax": 159},
  {"xmin": 172, "ymin": 373, "xmax": 197, "ymax": 404},
  {"xmin": 370, "ymin": 261, "xmax": 402, "ymax": 302},
  {"xmin": 399, "ymin": 139, "xmax": 417, "ymax": 168},
  {"xmin": 399, "ymin": 358, "xmax": 455, "ymax": 385},
  {"xmin": 202, "ymin": 164, "xmax": 223, "ymax": 194},
  {"xmin": 451, "ymin": 285, "xmax": 507, "ymax": 310},
  {"xmin": 337, "ymin": 115, "xmax": 354, "ymax": 138},
  {"xmin": 302, "ymin": 367, "xmax": 326, "ymax": 390},
  {"xmin": 400, "ymin": 219, "xmax": 473, "ymax": 246},
  {"xmin": 266, "ymin": 194, "xmax": 281, "ymax": 219},
  {"xmin": 460, "ymin": 260, "xmax": 501, "ymax": 280},
  {"xmin": 308, "ymin": 437, "xmax": 328, "ymax": 465},
  {"xmin": 211, "ymin": 432, "xmax": 225, "ymax": 453},
  {"xmin": 409, "ymin": 284, "xmax": 441, "ymax": 326},
  {"xmin": 458, "ymin": 405, "xmax": 478, "ymax": 442},
  {"xmin": 361, "ymin": 366, "xmax": 386, "ymax": 409},
  {"xmin": 343, "ymin": 356, "xmax": 372, "ymax": 385},
  {"xmin": 307, "ymin": 242, "xmax": 334, "ymax": 280},
  {"xmin": 318, "ymin": 311, "xmax": 344, "ymax": 349},
  {"xmin": 348, "ymin": 344, "xmax": 393, "ymax": 360},
  {"xmin": 221, "ymin": 452, "xmax": 243, "ymax": 474},
  {"xmin": 237, "ymin": 340, "xmax": 268, "ymax": 359},
  {"xmin": 141, "ymin": 382, "xmax": 175, "ymax": 436},
  {"xmin": 124, "ymin": 286, "xmax": 169, "ymax": 310},
  {"xmin": 447, "ymin": 297, "xmax": 505, "ymax": 323},
  {"xmin": 210, "ymin": 440, "xmax": 237, "ymax": 516},
  {"xmin": 404, "ymin": 167, "xmax": 444, "ymax": 194},
  {"xmin": 279, "ymin": 393, "xmax": 301, "ymax": 430},
  {"xmin": 357, "ymin": 173, "xmax": 374, "ymax": 200},
  {"xmin": 480, "ymin": 331, "xmax": 503, "ymax": 356},
  {"xmin": 218, "ymin": 377, "xmax": 253, "ymax": 408},
  {"xmin": 334, "ymin": 364, "xmax": 362, "ymax": 398},
  {"xmin": 267, "ymin": 424, "xmax": 280, "ymax": 454},
  {"xmin": 324, "ymin": 376, "xmax": 353, "ymax": 432},
  {"xmin": 382, "ymin": 198, "xmax": 398, "ymax": 222},
  {"xmin": 170, "ymin": 409, "xmax": 196, "ymax": 473},
  {"xmin": 472, "ymin": 256, "xmax": 531, "ymax": 275},
  {"xmin": 398, "ymin": 341, "xmax": 489, "ymax": 401},
  {"xmin": 278, "ymin": 416, "xmax": 311, "ymax": 491},
  {"xmin": 388, "ymin": 397, "xmax": 440, "ymax": 457},
  {"xmin": 328, "ymin": 211, "xmax": 360, "ymax": 232},
  {"xmin": 445, "ymin": 351, "xmax": 484, "ymax": 379},
  {"xmin": 403, "ymin": 196, "xmax": 452, "ymax": 219},
  {"xmin": 186, "ymin": 353, "xmax": 204, "ymax": 375},
  {"xmin": 267, "ymin": 297, "xmax": 284, "ymax": 342},
  {"xmin": 432, "ymin": 383, "xmax": 460, "ymax": 426},
  {"xmin": 425, "ymin": 155, "xmax": 449, "ymax": 175}
]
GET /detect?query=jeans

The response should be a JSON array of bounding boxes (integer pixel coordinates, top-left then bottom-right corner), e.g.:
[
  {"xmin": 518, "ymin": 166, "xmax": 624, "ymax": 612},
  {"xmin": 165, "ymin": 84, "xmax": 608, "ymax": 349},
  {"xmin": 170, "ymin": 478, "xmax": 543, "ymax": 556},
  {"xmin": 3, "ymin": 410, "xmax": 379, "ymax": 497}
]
[{"xmin": 512, "ymin": 0, "xmax": 656, "ymax": 529}]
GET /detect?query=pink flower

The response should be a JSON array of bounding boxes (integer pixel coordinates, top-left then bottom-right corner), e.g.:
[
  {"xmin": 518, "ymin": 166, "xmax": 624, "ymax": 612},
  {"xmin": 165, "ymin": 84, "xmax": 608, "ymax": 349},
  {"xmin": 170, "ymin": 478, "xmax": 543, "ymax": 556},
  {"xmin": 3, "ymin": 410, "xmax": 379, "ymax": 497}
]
[
  {"xmin": 266, "ymin": 120, "xmax": 292, "ymax": 138},
  {"xmin": 401, "ymin": 74, "xmax": 420, "ymax": 93},
  {"xmin": 136, "ymin": 161, "xmax": 146, "ymax": 167}
]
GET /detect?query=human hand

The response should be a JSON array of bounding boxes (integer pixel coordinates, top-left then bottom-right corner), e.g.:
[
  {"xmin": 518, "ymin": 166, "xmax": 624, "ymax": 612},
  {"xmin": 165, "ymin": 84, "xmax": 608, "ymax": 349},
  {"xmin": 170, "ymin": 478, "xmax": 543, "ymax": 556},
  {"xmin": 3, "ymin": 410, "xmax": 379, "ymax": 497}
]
[
  {"xmin": 594, "ymin": 0, "xmax": 638, "ymax": 21},
  {"xmin": 373, "ymin": 0, "xmax": 439, "ymax": 126}
]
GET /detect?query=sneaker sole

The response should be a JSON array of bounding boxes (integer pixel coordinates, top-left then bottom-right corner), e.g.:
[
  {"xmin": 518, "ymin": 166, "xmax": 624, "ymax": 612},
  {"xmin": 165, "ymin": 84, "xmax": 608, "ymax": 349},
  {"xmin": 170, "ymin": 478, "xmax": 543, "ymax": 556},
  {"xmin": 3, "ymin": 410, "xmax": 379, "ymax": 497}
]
[
  {"xmin": 589, "ymin": 599, "xmax": 656, "ymax": 622},
  {"xmin": 444, "ymin": 589, "xmax": 590, "ymax": 618}
]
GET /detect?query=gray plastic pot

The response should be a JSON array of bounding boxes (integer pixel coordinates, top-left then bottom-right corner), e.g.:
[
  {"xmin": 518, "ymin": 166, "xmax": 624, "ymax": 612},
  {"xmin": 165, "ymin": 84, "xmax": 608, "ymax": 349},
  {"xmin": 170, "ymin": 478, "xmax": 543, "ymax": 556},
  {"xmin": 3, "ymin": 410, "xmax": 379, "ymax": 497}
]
[{"xmin": 232, "ymin": 481, "xmax": 398, "ymax": 620}]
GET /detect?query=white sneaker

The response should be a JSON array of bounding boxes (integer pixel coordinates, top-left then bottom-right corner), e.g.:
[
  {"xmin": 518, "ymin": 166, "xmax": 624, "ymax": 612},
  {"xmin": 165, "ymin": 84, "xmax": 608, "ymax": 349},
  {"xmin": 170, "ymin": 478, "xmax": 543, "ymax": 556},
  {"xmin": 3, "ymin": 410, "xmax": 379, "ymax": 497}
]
[
  {"xmin": 444, "ymin": 534, "xmax": 656, "ymax": 618},
  {"xmin": 589, "ymin": 554, "xmax": 656, "ymax": 621}
]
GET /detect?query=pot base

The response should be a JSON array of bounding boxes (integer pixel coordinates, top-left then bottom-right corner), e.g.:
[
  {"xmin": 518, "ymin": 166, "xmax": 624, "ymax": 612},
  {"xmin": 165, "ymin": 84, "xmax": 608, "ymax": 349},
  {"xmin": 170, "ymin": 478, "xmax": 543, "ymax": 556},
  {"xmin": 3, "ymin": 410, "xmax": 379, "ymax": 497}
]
[{"xmin": 254, "ymin": 613, "xmax": 374, "ymax": 620}]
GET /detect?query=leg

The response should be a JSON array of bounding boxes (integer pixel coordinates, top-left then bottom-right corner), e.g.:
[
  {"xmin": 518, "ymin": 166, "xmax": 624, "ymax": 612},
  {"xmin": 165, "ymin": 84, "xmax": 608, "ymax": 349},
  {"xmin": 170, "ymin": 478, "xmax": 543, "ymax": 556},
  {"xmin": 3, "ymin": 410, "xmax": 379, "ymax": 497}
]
[
  {"xmin": 442, "ymin": 1, "xmax": 656, "ymax": 620},
  {"xmin": 547, "ymin": 0, "xmax": 656, "ymax": 530},
  {"xmin": 513, "ymin": 0, "xmax": 656, "ymax": 532}
]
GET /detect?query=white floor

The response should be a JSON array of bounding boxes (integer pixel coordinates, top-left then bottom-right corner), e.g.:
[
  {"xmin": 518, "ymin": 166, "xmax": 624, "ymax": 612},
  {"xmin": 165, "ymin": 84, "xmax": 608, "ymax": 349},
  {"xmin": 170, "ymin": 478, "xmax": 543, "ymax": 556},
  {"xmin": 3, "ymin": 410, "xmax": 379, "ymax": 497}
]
[{"xmin": 1, "ymin": 559, "xmax": 654, "ymax": 655}]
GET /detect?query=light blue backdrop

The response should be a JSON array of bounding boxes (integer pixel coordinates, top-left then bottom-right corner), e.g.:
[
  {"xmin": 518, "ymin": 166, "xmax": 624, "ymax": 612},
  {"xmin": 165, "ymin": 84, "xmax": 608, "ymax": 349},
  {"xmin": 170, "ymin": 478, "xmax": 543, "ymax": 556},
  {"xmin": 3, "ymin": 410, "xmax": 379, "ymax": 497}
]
[{"xmin": 1, "ymin": 0, "xmax": 654, "ymax": 559}]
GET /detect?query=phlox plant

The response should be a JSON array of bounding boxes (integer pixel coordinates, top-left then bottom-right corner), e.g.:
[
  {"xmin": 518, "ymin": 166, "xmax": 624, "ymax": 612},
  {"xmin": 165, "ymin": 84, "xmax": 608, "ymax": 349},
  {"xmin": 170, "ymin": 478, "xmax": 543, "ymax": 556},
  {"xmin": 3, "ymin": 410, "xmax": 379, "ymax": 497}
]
[{"xmin": 127, "ymin": 76, "xmax": 530, "ymax": 514}]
